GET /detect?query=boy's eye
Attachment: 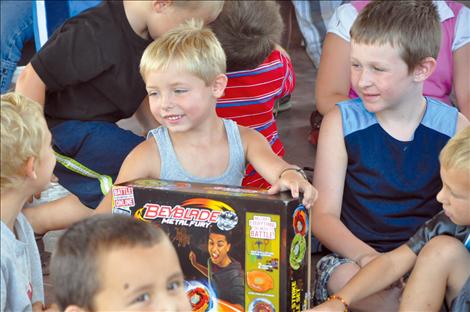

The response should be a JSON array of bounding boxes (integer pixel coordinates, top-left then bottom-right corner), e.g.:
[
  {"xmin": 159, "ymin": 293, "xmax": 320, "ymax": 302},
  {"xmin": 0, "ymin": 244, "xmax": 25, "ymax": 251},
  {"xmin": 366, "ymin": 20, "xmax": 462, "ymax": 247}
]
[
  {"xmin": 167, "ymin": 280, "xmax": 182, "ymax": 291},
  {"xmin": 174, "ymin": 89, "xmax": 188, "ymax": 94},
  {"xmin": 351, "ymin": 63, "xmax": 361, "ymax": 69},
  {"xmin": 131, "ymin": 292, "xmax": 151, "ymax": 304},
  {"xmin": 148, "ymin": 91, "xmax": 159, "ymax": 97},
  {"xmin": 373, "ymin": 66, "xmax": 385, "ymax": 72}
]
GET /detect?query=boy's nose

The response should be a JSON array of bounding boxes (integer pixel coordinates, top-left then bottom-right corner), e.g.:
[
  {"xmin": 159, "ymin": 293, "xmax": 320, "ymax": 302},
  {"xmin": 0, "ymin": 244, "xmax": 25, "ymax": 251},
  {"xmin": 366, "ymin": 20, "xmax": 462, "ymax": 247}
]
[
  {"xmin": 436, "ymin": 188, "xmax": 448, "ymax": 205},
  {"xmin": 358, "ymin": 70, "xmax": 372, "ymax": 88}
]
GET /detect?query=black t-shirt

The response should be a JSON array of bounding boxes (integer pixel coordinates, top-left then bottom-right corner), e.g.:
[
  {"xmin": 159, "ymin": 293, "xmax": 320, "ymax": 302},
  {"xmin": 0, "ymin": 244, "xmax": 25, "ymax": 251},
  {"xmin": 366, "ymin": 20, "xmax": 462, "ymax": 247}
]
[
  {"xmin": 406, "ymin": 211, "xmax": 469, "ymax": 255},
  {"xmin": 31, "ymin": 1, "xmax": 152, "ymax": 128},
  {"xmin": 210, "ymin": 258, "xmax": 245, "ymax": 307}
]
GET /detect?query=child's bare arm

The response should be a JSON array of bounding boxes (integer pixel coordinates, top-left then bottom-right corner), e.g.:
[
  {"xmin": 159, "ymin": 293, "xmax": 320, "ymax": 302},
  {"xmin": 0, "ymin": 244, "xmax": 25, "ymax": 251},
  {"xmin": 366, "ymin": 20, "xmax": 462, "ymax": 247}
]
[
  {"xmin": 311, "ymin": 245, "xmax": 416, "ymax": 311},
  {"xmin": 315, "ymin": 33, "xmax": 351, "ymax": 116},
  {"xmin": 241, "ymin": 127, "xmax": 317, "ymax": 208},
  {"xmin": 312, "ymin": 107, "xmax": 377, "ymax": 263},
  {"xmin": 15, "ymin": 63, "xmax": 46, "ymax": 107},
  {"xmin": 453, "ymin": 44, "xmax": 470, "ymax": 120},
  {"xmin": 95, "ymin": 139, "xmax": 160, "ymax": 214}
]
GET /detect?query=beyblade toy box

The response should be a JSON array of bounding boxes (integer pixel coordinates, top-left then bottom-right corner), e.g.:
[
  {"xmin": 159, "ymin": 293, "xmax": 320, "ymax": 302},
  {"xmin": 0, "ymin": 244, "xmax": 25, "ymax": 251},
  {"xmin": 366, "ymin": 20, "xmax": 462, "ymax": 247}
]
[{"xmin": 112, "ymin": 179, "xmax": 311, "ymax": 312}]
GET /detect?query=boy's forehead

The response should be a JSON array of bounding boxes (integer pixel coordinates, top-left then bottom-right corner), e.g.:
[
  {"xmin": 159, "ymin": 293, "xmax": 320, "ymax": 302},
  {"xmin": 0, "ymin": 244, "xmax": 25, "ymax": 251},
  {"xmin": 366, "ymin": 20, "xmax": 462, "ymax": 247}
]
[{"xmin": 351, "ymin": 40, "xmax": 402, "ymax": 60}]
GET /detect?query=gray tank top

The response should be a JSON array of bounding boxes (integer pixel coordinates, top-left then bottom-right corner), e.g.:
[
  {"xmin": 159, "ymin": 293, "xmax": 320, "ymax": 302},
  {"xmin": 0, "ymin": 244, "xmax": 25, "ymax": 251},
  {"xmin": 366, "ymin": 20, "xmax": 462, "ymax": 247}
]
[{"xmin": 147, "ymin": 119, "xmax": 245, "ymax": 186}]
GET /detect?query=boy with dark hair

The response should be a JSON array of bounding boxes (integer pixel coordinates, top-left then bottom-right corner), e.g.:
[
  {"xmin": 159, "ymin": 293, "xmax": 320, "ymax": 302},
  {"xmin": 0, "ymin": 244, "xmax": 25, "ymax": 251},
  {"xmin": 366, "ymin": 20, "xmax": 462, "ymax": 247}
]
[
  {"xmin": 211, "ymin": 1, "xmax": 296, "ymax": 188},
  {"xmin": 15, "ymin": 0, "xmax": 224, "ymax": 234},
  {"xmin": 312, "ymin": 1, "xmax": 469, "ymax": 310},
  {"xmin": 50, "ymin": 214, "xmax": 190, "ymax": 311},
  {"xmin": 1, "ymin": 92, "xmax": 56, "ymax": 311},
  {"xmin": 311, "ymin": 127, "xmax": 470, "ymax": 312},
  {"xmin": 189, "ymin": 226, "xmax": 244, "ymax": 308}
]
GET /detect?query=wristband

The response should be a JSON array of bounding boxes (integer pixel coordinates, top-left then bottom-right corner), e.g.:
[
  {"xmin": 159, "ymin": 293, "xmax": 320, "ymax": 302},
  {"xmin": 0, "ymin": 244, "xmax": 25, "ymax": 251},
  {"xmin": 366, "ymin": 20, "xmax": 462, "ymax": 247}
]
[
  {"xmin": 327, "ymin": 295, "xmax": 349, "ymax": 312},
  {"xmin": 279, "ymin": 167, "xmax": 308, "ymax": 181}
]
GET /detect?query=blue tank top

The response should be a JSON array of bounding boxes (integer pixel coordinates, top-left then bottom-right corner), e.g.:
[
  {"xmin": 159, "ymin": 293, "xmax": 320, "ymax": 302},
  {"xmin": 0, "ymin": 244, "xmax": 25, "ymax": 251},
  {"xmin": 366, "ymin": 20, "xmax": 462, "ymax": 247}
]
[
  {"xmin": 147, "ymin": 119, "xmax": 245, "ymax": 186},
  {"xmin": 339, "ymin": 97, "xmax": 458, "ymax": 252}
]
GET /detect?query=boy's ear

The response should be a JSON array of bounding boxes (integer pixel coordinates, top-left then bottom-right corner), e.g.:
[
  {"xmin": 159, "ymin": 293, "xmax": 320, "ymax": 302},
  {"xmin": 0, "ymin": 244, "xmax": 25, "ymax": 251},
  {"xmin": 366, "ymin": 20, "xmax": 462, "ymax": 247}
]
[
  {"xmin": 152, "ymin": 0, "xmax": 172, "ymax": 13},
  {"xmin": 64, "ymin": 305, "xmax": 89, "ymax": 312},
  {"xmin": 413, "ymin": 57, "xmax": 437, "ymax": 82},
  {"xmin": 24, "ymin": 156, "xmax": 37, "ymax": 180},
  {"xmin": 211, "ymin": 74, "xmax": 228, "ymax": 98}
]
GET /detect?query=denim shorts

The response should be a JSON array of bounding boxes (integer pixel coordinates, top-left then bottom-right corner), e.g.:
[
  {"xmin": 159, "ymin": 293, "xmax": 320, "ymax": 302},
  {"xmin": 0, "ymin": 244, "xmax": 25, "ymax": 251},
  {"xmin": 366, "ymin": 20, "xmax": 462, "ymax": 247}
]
[
  {"xmin": 313, "ymin": 253, "xmax": 355, "ymax": 305},
  {"xmin": 51, "ymin": 120, "xmax": 144, "ymax": 208}
]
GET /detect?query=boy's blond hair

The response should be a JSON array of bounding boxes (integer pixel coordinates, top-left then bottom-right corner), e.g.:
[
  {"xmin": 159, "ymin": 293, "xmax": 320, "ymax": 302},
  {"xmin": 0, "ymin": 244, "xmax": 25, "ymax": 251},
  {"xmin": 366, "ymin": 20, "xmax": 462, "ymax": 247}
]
[
  {"xmin": 350, "ymin": 0, "xmax": 441, "ymax": 73},
  {"xmin": 440, "ymin": 127, "xmax": 470, "ymax": 171},
  {"xmin": 1, "ymin": 93, "xmax": 47, "ymax": 190},
  {"xmin": 140, "ymin": 19, "xmax": 226, "ymax": 85}
]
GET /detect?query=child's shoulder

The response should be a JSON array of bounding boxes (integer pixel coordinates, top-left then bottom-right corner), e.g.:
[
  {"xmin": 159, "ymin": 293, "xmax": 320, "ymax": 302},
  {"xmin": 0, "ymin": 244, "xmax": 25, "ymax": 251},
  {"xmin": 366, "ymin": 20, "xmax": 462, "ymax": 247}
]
[
  {"xmin": 336, "ymin": 98, "xmax": 376, "ymax": 137},
  {"xmin": 421, "ymin": 97, "xmax": 459, "ymax": 138}
]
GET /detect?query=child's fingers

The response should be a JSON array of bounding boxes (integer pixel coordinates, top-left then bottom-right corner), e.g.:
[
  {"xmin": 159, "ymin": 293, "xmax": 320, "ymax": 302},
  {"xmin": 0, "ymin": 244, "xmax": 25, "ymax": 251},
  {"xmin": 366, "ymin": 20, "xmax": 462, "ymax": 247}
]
[
  {"xmin": 300, "ymin": 183, "xmax": 318, "ymax": 209},
  {"xmin": 267, "ymin": 181, "xmax": 281, "ymax": 194},
  {"xmin": 289, "ymin": 182, "xmax": 300, "ymax": 199}
]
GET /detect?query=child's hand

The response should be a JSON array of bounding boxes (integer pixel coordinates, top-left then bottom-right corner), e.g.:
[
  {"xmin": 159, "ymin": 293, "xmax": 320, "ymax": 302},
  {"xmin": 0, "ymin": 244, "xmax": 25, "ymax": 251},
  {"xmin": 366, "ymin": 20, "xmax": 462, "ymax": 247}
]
[{"xmin": 268, "ymin": 168, "xmax": 318, "ymax": 209}]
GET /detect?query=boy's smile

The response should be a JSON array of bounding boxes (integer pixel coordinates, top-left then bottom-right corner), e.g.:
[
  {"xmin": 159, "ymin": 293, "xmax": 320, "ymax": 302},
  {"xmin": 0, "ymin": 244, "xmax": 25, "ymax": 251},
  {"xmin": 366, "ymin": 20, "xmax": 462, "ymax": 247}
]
[{"xmin": 146, "ymin": 65, "xmax": 220, "ymax": 133}]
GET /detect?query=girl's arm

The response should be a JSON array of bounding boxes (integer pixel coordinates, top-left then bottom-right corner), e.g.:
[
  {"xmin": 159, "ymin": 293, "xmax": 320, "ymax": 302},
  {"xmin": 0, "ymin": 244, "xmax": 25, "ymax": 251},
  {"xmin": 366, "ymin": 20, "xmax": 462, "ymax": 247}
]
[
  {"xmin": 315, "ymin": 33, "xmax": 351, "ymax": 116},
  {"xmin": 95, "ymin": 139, "xmax": 160, "ymax": 214},
  {"xmin": 241, "ymin": 127, "xmax": 317, "ymax": 208},
  {"xmin": 312, "ymin": 107, "xmax": 377, "ymax": 264},
  {"xmin": 453, "ymin": 43, "xmax": 470, "ymax": 120},
  {"xmin": 311, "ymin": 245, "xmax": 417, "ymax": 311}
]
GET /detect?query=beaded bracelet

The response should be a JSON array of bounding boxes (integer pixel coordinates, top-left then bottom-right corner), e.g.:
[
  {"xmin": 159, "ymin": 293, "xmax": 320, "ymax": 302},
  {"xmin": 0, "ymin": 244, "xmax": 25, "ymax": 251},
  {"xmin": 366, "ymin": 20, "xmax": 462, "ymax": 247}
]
[
  {"xmin": 327, "ymin": 295, "xmax": 349, "ymax": 312},
  {"xmin": 279, "ymin": 167, "xmax": 308, "ymax": 181}
]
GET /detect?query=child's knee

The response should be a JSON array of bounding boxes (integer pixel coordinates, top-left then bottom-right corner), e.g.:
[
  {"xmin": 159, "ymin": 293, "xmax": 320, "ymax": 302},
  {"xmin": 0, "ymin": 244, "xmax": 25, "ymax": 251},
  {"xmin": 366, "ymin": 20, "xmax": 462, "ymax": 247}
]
[
  {"xmin": 419, "ymin": 235, "xmax": 467, "ymax": 262},
  {"xmin": 328, "ymin": 262, "xmax": 361, "ymax": 294}
]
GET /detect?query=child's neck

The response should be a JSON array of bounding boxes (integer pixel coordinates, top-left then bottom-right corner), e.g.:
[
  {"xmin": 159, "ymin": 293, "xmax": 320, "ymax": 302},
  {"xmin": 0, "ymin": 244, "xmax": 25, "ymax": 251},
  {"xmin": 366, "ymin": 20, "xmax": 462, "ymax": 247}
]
[
  {"xmin": 0, "ymin": 189, "xmax": 29, "ymax": 232},
  {"xmin": 170, "ymin": 116, "xmax": 225, "ymax": 146},
  {"xmin": 376, "ymin": 92, "xmax": 427, "ymax": 141},
  {"xmin": 123, "ymin": 1, "xmax": 150, "ymax": 40}
]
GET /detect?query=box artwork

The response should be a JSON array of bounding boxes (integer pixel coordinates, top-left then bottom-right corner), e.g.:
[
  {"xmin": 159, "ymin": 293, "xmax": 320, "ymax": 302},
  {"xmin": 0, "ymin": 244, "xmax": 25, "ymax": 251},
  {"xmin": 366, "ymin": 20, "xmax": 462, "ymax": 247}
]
[{"xmin": 112, "ymin": 179, "xmax": 311, "ymax": 312}]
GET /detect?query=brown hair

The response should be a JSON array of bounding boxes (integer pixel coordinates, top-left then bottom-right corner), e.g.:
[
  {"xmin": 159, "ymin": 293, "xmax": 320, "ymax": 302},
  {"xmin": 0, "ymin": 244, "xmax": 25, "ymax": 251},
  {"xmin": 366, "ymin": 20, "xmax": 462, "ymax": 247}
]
[
  {"xmin": 210, "ymin": 1, "xmax": 283, "ymax": 71},
  {"xmin": 50, "ymin": 215, "xmax": 167, "ymax": 311},
  {"xmin": 350, "ymin": 0, "xmax": 441, "ymax": 72}
]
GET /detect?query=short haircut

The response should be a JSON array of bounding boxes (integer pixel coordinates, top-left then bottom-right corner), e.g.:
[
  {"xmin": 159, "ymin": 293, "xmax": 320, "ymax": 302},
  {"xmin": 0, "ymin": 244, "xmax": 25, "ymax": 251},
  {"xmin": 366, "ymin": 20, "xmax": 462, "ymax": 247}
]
[
  {"xmin": 210, "ymin": 1, "xmax": 283, "ymax": 71},
  {"xmin": 209, "ymin": 225, "xmax": 232, "ymax": 244},
  {"xmin": 140, "ymin": 19, "xmax": 226, "ymax": 86},
  {"xmin": 50, "ymin": 215, "xmax": 167, "ymax": 311},
  {"xmin": 1, "ymin": 92, "xmax": 47, "ymax": 190},
  {"xmin": 440, "ymin": 127, "xmax": 470, "ymax": 171},
  {"xmin": 350, "ymin": 0, "xmax": 441, "ymax": 73}
]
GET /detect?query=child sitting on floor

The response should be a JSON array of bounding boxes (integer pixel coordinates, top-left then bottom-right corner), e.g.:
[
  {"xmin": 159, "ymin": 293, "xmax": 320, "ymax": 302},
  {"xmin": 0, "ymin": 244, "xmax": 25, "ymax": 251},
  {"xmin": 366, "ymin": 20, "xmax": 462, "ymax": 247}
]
[
  {"xmin": 311, "ymin": 126, "xmax": 470, "ymax": 312},
  {"xmin": 311, "ymin": 1, "xmax": 469, "ymax": 310},
  {"xmin": 50, "ymin": 214, "xmax": 190, "ymax": 311},
  {"xmin": 1, "ymin": 92, "xmax": 56, "ymax": 311},
  {"xmin": 211, "ymin": 0, "xmax": 296, "ymax": 188},
  {"xmin": 95, "ymin": 19, "xmax": 317, "ymax": 213}
]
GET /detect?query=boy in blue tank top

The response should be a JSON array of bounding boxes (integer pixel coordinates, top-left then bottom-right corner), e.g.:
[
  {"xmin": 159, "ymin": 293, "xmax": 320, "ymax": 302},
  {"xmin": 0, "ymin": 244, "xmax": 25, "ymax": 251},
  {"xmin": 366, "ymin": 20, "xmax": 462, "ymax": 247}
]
[
  {"xmin": 311, "ymin": 126, "xmax": 470, "ymax": 312},
  {"xmin": 311, "ymin": 1, "xmax": 469, "ymax": 310},
  {"xmin": 94, "ymin": 19, "xmax": 318, "ymax": 213}
]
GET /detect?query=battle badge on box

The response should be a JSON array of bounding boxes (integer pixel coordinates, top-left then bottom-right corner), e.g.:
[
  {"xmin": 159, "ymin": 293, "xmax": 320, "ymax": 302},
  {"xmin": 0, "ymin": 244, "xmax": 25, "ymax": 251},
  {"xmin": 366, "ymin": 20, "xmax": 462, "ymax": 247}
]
[{"xmin": 112, "ymin": 179, "xmax": 311, "ymax": 312}]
